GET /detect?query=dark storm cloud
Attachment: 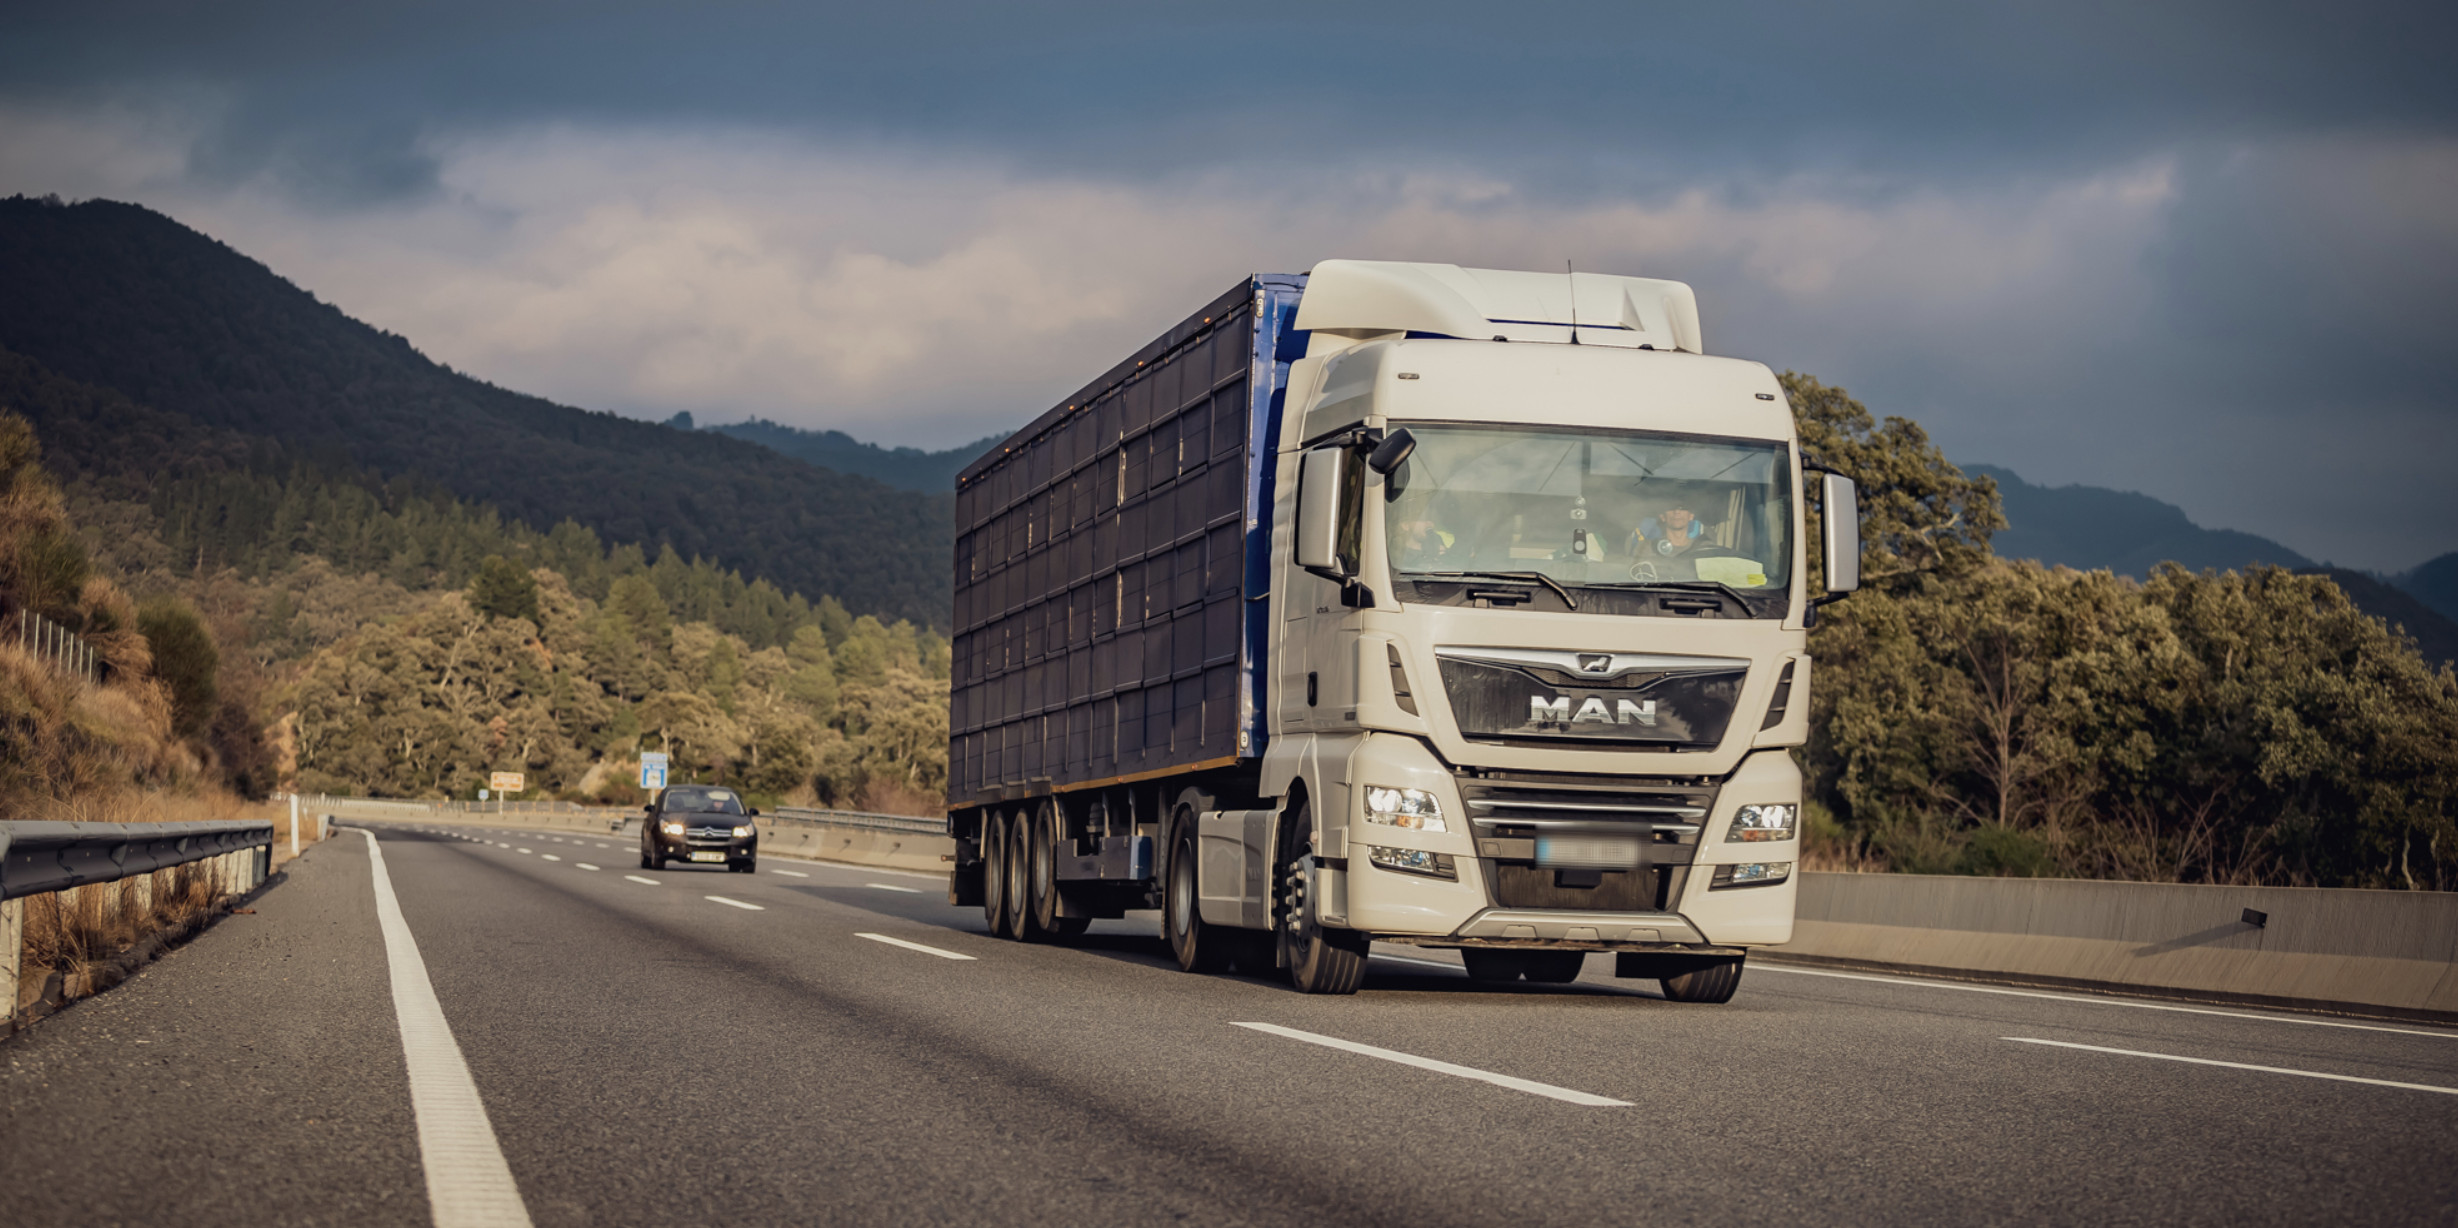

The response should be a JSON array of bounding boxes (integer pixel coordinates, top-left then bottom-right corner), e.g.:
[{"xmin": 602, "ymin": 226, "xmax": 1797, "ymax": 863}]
[{"xmin": 3, "ymin": 0, "xmax": 2453, "ymax": 567}]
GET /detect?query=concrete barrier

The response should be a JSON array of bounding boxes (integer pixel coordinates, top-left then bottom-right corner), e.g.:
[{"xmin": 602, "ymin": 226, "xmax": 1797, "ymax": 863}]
[
  {"xmin": 1778, "ymin": 872, "xmax": 2458, "ymax": 1021},
  {"xmin": 341, "ymin": 806, "xmax": 955, "ymax": 879}
]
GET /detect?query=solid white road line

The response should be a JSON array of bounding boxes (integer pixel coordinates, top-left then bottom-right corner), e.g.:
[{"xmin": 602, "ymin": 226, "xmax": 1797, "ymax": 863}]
[
  {"xmin": 706, "ymin": 896, "xmax": 764, "ymax": 911},
  {"xmin": 354, "ymin": 830, "xmax": 534, "ymax": 1228},
  {"xmin": 1231, "ymin": 1022, "xmax": 1631, "ymax": 1106},
  {"xmin": 1758, "ymin": 965, "xmax": 2457, "ymax": 1039},
  {"xmin": 2004, "ymin": 1037, "xmax": 2458, "ymax": 1095},
  {"xmin": 866, "ymin": 882, "xmax": 923, "ymax": 893},
  {"xmin": 576, "ymin": 863, "xmax": 599, "ymax": 872},
  {"xmin": 770, "ymin": 869, "xmax": 811, "ymax": 878},
  {"xmin": 856, "ymin": 932, "xmax": 977, "ymax": 961},
  {"xmin": 624, "ymin": 875, "xmax": 659, "ymax": 886}
]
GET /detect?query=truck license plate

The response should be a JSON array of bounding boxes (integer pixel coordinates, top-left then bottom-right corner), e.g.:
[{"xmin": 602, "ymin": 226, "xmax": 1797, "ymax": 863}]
[
  {"xmin": 688, "ymin": 851, "xmax": 726, "ymax": 863},
  {"xmin": 1536, "ymin": 835, "xmax": 1642, "ymax": 868}
]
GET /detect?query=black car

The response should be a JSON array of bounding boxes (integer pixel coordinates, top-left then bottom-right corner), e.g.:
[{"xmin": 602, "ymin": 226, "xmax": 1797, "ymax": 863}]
[{"xmin": 639, "ymin": 785, "xmax": 761, "ymax": 872}]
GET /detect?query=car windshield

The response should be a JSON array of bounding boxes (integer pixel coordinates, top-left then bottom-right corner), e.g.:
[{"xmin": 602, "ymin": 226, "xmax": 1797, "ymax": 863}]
[
  {"xmin": 1383, "ymin": 424, "xmax": 1792, "ymax": 594},
  {"xmin": 660, "ymin": 788, "xmax": 745, "ymax": 815}
]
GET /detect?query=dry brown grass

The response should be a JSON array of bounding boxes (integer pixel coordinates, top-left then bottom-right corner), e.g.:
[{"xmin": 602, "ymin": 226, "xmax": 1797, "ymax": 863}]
[{"xmin": 14, "ymin": 788, "xmax": 328, "ymax": 1002}]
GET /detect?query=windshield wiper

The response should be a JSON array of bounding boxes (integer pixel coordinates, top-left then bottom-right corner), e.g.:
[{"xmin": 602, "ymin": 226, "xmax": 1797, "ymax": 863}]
[
  {"xmin": 1584, "ymin": 579, "xmax": 1759, "ymax": 607},
  {"xmin": 1408, "ymin": 570, "xmax": 1579, "ymax": 610}
]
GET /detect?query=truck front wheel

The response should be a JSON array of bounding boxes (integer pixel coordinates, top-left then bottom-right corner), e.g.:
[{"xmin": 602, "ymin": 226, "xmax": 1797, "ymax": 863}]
[
  {"xmin": 1165, "ymin": 813, "xmax": 1230, "ymax": 973},
  {"xmin": 1661, "ymin": 956, "xmax": 1745, "ymax": 1003},
  {"xmin": 1277, "ymin": 800, "xmax": 1366, "ymax": 995}
]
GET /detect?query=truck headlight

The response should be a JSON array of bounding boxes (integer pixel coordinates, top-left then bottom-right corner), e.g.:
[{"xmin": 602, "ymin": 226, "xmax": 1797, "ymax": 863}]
[
  {"xmin": 1725, "ymin": 804, "xmax": 1797, "ymax": 842},
  {"xmin": 659, "ymin": 820, "xmax": 684, "ymax": 835},
  {"xmin": 1366, "ymin": 846, "xmax": 1457, "ymax": 880},
  {"xmin": 731, "ymin": 824, "xmax": 754, "ymax": 838},
  {"xmin": 1363, "ymin": 786, "xmax": 1445, "ymax": 832},
  {"xmin": 1710, "ymin": 861, "xmax": 1792, "ymax": 889}
]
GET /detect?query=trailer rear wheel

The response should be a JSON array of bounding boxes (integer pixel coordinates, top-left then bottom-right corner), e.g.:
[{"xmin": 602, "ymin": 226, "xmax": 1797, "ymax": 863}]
[
  {"xmin": 1027, "ymin": 803, "xmax": 1083, "ymax": 943},
  {"xmin": 1278, "ymin": 799, "xmax": 1367, "ymax": 995},
  {"xmin": 1006, "ymin": 810, "xmax": 1043, "ymax": 941},
  {"xmin": 981, "ymin": 810, "xmax": 1011, "ymax": 937},
  {"xmin": 1165, "ymin": 812, "xmax": 1230, "ymax": 973}
]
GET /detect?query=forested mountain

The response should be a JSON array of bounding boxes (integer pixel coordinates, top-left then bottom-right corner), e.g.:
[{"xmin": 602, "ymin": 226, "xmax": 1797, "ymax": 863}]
[
  {"xmin": 0, "ymin": 196, "xmax": 952, "ymax": 626},
  {"xmin": 1967, "ymin": 463, "xmax": 2314, "ymax": 576},
  {"xmin": 704, "ymin": 418, "xmax": 1001, "ymax": 493}
]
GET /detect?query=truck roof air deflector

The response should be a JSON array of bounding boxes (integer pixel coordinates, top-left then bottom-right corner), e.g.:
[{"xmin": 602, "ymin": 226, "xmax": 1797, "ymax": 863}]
[{"xmin": 1295, "ymin": 260, "xmax": 1703, "ymax": 353}]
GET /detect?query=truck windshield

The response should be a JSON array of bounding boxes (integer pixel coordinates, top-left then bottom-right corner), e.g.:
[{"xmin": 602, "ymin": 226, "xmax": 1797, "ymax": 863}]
[{"xmin": 1382, "ymin": 423, "xmax": 1792, "ymax": 599}]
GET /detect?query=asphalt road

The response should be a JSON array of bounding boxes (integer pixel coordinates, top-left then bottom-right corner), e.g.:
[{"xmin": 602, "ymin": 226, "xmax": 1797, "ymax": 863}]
[{"xmin": 5, "ymin": 820, "xmax": 2454, "ymax": 1227}]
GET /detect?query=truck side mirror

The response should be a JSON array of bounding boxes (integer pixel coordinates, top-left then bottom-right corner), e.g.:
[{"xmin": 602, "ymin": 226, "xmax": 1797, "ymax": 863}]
[
  {"xmin": 1366, "ymin": 427, "xmax": 1416, "ymax": 475},
  {"xmin": 1296, "ymin": 446, "xmax": 1348, "ymax": 576},
  {"xmin": 1821, "ymin": 473, "xmax": 1861, "ymax": 594}
]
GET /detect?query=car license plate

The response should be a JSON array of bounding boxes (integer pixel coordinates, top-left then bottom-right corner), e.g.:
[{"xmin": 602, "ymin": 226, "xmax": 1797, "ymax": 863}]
[
  {"xmin": 688, "ymin": 851, "xmax": 726, "ymax": 863},
  {"xmin": 1536, "ymin": 835, "xmax": 1642, "ymax": 868}
]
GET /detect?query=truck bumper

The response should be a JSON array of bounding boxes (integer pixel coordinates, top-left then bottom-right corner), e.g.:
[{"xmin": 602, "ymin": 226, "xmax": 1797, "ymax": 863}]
[{"xmin": 1332, "ymin": 736, "xmax": 1801, "ymax": 949}]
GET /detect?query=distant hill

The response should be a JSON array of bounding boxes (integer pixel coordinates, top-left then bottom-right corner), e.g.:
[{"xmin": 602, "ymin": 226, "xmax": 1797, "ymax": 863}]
[
  {"xmin": 1966, "ymin": 463, "xmax": 2313, "ymax": 577},
  {"xmin": 706, "ymin": 418, "xmax": 1000, "ymax": 493},
  {"xmin": 0, "ymin": 196, "xmax": 951, "ymax": 626},
  {"xmin": 2393, "ymin": 553, "xmax": 2458, "ymax": 625}
]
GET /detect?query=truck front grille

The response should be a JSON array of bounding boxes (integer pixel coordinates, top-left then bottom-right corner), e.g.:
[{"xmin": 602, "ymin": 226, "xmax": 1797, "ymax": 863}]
[{"xmin": 1458, "ymin": 771, "xmax": 1711, "ymax": 911}]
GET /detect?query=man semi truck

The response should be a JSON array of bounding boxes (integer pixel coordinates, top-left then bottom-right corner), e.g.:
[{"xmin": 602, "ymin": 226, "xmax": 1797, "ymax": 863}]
[{"xmin": 946, "ymin": 260, "xmax": 1860, "ymax": 999}]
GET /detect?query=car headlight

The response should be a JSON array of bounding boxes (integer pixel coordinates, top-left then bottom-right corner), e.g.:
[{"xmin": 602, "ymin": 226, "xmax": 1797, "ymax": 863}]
[
  {"xmin": 1725, "ymin": 803, "xmax": 1797, "ymax": 842},
  {"xmin": 1363, "ymin": 785, "xmax": 1445, "ymax": 832},
  {"xmin": 732, "ymin": 824, "xmax": 753, "ymax": 838},
  {"xmin": 659, "ymin": 820, "xmax": 684, "ymax": 835}
]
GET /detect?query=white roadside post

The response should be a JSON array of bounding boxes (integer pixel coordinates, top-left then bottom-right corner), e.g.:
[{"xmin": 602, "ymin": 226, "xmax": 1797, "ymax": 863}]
[{"xmin": 290, "ymin": 792, "xmax": 301, "ymax": 857}]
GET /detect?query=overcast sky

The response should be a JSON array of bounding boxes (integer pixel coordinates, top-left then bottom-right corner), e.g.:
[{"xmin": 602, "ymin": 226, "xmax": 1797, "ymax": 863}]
[{"xmin": 3, "ymin": 1, "xmax": 2452, "ymax": 569}]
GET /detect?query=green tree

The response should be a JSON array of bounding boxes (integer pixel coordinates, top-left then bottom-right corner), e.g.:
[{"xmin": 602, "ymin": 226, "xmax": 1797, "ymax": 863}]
[
  {"xmin": 467, "ymin": 554, "xmax": 541, "ymax": 624},
  {"xmin": 137, "ymin": 596, "xmax": 219, "ymax": 737}
]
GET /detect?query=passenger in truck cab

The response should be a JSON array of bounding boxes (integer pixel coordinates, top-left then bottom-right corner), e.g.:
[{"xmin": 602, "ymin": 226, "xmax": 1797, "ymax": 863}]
[{"xmin": 1632, "ymin": 503, "xmax": 1706, "ymax": 558}]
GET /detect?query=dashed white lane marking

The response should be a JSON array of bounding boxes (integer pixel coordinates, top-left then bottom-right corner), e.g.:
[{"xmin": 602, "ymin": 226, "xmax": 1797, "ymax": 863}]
[
  {"xmin": 856, "ymin": 932, "xmax": 977, "ymax": 961},
  {"xmin": 770, "ymin": 869, "xmax": 810, "ymax": 878},
  {"xmin": 706, "ymin": 896, "xmax": 764, "ymax": 911},
  {"xmin": 1231, "ymin": 1022, "xmax": 1631, "ymax": 1107},
  {"xmin": 865, "ymin": 882, "xmax": 922, "ymax": 893},
  {"xmin": 540, "ymin": 855, "xmax": 561, "ymax": 862},
  {"xmin": 516, "ymin": 848, "xmax": 532, "ymax": 854},
  {"xmin": 2004, "ymin": 1037, "xmax": 2458, "ymax": 1095},
  {"xmin": 576, "ymin": 863, "xmax": 600, "ymax": 872},
  {"xmin": 1758, "ymin": 965, "xmax": 2458, "ymax": 1039},
  {"xmin": 354, "ymin": 831, "xmax": 534, "ymax": 1227},
  {"xmin": 624, "ymin": 875, "xmax": 660, "ymax": 886}
]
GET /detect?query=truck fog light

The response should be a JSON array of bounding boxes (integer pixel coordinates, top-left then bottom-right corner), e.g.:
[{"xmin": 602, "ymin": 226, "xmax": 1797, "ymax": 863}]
[
  {"xmin": 1710, "ymin": 861, "xmax": 1792, "ymax": 889},
  {"xmin": 1366, "ymin": 846, "xmax": 1457, "ymax": 880},
  {"xmin": 1364, "ymin": 786, "xmax": 1446, "ymax": 832},
  {"xmin": 1725, "ymin": 804, "xmax": 1797, "ymax": 842}
]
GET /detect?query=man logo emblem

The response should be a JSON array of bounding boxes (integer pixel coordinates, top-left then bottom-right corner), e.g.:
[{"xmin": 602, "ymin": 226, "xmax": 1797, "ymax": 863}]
[{"xmin": 1577, "ymin": 654, "xmax": 1612, "ymax": 673}]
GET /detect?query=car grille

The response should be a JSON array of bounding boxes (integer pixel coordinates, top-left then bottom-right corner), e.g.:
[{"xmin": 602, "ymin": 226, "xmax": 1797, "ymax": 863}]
[{"xmin": 686, "ymin": 825, "xmax": 738, "ymax": 841}]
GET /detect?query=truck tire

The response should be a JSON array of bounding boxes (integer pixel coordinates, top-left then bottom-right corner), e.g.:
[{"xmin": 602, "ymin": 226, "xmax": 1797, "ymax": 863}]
[
  {"xmin": 1006, "ymin": 810, "xmax": 1044, "ymax": 942},
  {"xmin": 1277, "ymin": 799, "xmax": 1367, "ymax": 995},
  {"xmin": 1028, "ymin": 804, "xmax": 1089, "ymax": 942},
  {"xmin": 1165, "ymin": 813, "xmax": 1230, "ymax": 973},
  {"xmin": 1661, "ymin": 956, "xmax": 1745, "ymax": 1003},
  {"xmin": 981, "ymin": 810, "xmax": 1011, "ymax": 938}
]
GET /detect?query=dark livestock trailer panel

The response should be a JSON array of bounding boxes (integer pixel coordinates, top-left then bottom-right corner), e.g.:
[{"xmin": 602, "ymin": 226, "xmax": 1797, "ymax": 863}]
[{"xmin": 948, "ymin": 275, "xmax": 1309, "ymax": 810}]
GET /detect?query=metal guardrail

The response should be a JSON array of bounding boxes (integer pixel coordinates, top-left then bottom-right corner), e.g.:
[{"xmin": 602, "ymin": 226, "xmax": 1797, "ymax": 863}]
[
  {"xmin": 768, "ymin": 807, "xmax": 946, "ymax": 836},
  {"xmin": 0, "ymin": 821, "xmax": 274, "ymax": 901}
]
